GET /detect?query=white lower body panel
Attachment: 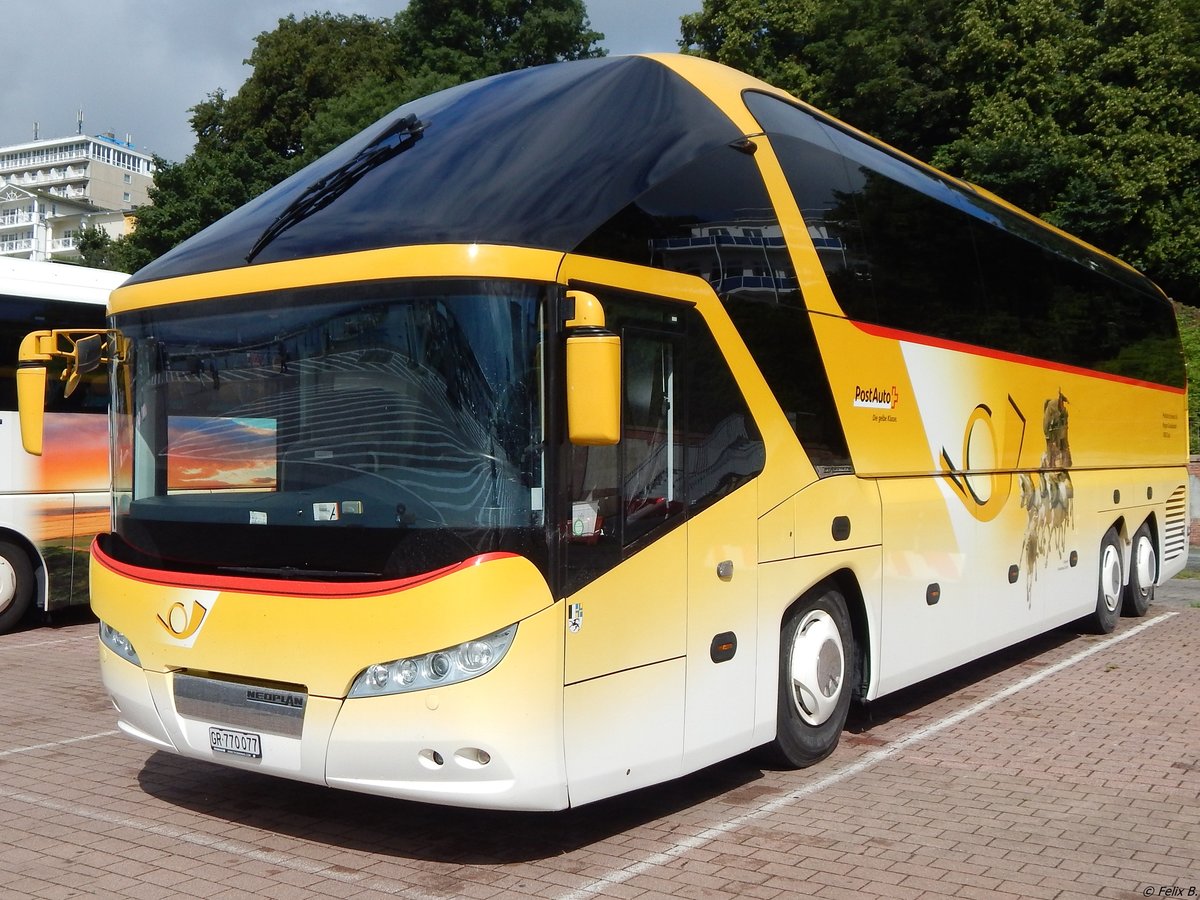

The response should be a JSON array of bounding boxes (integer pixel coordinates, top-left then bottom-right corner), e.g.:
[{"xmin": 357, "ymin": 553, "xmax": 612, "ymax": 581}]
[{"xmin": 98, "ymin": 605, "xmax": 569, "ymax": 810}]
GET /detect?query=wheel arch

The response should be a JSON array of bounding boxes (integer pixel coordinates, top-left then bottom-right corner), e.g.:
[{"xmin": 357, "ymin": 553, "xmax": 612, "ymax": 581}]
[
  {"xmin": 780, "ymin": 567, "xmax": 871, "ymax": 701},
  {"xmin": 1135, "ymin": 511, "xmax": 1161, "ymax": 583},
  {"xmin": 0, "ymin": 526, "xmax": 46, "ymax": 610},
  {"xmin": 1110, "ymin": 515, "xmax": 1131, "ymax": 584}
]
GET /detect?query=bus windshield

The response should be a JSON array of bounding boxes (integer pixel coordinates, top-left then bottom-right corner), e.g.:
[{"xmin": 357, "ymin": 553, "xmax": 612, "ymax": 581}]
[{"xmin": 107, "ymin": 279, "xmax": 547, "ymax": 581}]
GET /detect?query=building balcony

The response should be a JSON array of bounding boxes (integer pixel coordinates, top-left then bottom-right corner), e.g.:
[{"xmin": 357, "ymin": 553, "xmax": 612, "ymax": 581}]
[
  {"xmin": 0, "ymin": 212, "xmax": 42, "ymax": 228},
  {"xmin": 0, "ymin": 239, "xmax": 35, "ymax": 255},
  {"xmin": 49, "ymin": 238, "xmax": 79, "ymax": 254},
  {"xmin": 0, "ymin": 148, "xmax": 88, "ymax": 173},
  {"xmin": 2, "ymin": 168, "xmax": 88, "ymax": 188},
  {"xmin": 44, "ymin": 186, "xmax": 90, "ymax": 201}
]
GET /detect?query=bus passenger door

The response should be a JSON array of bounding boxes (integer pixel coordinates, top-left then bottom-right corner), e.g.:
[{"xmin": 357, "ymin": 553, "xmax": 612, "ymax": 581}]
[
  {"xmin": 562, "ymin": 321, "xmax": 688, "ymax": 806},
  {"xmin": 679, "ymin": 318, "xmax": 764, "ymax": 770},
  {"xmin": 684, "ymin": 483, "xmax": 758, "ymax": 769}
]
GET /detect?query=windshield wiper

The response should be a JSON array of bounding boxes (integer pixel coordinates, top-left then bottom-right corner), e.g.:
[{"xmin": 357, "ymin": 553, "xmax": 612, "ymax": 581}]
[{"xmin": 246, "ymin": 113, "xmax": 427, "ymax": 263}]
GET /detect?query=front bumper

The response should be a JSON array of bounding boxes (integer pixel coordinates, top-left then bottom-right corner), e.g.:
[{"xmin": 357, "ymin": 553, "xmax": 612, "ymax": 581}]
[{"xmin": 99, "ymin": 602, "xmax": 568, "ymax": 811}]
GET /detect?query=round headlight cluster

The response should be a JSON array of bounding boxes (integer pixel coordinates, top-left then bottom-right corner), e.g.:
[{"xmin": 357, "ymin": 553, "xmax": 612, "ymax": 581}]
[{"xmin": 349, "ymin": 624, "xmax": 517, "ymax": 697}]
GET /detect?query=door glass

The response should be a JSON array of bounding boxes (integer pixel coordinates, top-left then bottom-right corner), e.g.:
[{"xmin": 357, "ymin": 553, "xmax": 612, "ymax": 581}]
[
  {"xmin": 622, "ymin": 333, "xmax": 683, "ymax": 546},
  {"xmin": 566, "ymin": 326, "xmax": 684, "ymax": 591},
  {"xmin": 563, "ymin": 296, "xmax": 766, "ymax": 594}
]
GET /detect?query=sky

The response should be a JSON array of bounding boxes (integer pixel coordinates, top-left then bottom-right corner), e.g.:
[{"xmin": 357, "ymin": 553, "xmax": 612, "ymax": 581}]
[{"xmin": 0, "ymin": 1, "xmax": 702, "ymax": 164}]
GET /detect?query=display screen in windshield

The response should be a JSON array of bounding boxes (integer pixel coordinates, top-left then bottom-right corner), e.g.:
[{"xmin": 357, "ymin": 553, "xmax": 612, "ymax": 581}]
[{"xmin": 107, "ymin": 279, "xmax": 547, "ymax": 581}]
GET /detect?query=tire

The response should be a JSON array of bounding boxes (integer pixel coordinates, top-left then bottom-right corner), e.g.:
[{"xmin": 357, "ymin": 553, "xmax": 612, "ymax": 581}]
[
  {"xmin": 1089, "ymin": 527, "xmax": 1122, "ymax": 634},
  {"xmin": 768, "ymin": 585, "xmax": 855, "ymax": 768},
  {"xmin": 1122, "ymin": 522, "xmax": 1155, "ymax": 617},
  {"xmin": 0, "ymin": 540, "xmax": 35, "ymax": 635}
]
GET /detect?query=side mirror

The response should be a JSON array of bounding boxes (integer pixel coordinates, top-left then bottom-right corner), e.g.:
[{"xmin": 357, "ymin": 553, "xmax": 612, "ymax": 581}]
[
  {"xmin": 16, "ymin": 328, "xmax": 124, "ymax": 456},
  {"xmin": 16, "ymin": 365, "xmax": 47, "ymax": 456},
  {"xmin": 565, "ymin": 291, "xmax": 621, "ymax": 446},
  {"xmin": 16, "ymin": 330, "xmax": 54, "ymax": 456}
]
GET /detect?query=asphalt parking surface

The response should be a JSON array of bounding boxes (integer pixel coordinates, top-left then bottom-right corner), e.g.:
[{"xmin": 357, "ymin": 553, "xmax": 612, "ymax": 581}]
[{"xmin": 0, "ymin": 578, "xmax": 1197, "ymax": 899}]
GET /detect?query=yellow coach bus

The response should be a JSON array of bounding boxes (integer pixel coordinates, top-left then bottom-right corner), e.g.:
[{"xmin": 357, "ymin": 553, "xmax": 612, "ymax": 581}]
[{"xmin": 19, "ymin": 55, "xmax": 1187, "ymax": 809}]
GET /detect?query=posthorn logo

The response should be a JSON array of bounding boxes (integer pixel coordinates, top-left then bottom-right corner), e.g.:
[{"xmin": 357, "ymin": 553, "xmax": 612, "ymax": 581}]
[
  {"xmin": 853, "ymin": 384, "xmax": 899, "ymax": 410},
  {"xmin": 158, "ymin": 600, "xmax": 208, "ymax": 640}
]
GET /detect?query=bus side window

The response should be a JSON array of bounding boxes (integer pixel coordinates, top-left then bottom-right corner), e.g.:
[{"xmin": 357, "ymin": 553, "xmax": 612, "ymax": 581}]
[{"xmin": 682, "ymin": 313, "xmax": 765, "ymax": 512}]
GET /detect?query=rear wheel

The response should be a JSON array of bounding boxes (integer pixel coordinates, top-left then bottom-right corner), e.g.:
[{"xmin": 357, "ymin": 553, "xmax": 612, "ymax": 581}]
[
  {"xmin": 0, "ymin": 541, "xmax": 35, "ymax": 635},
  {"xmin": 1089, "ymin": 527, "xmax": 1122, "ymax": 634},
  {"xmin": 769, "ymin": 585, "xmax": 855, "ymax": 768},
  {"xmin": 1122, "ymin": 523, "xmax": 1155, "ymax": 617}
]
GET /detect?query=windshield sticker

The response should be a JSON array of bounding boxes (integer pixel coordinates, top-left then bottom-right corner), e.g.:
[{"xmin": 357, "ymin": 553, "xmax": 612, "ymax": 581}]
[
  {"xmin": 571, "ymin": 501, "xmax": 599, "ymax": 538},
  {"xmin": 313, "ymin": 502, "xmax": 340, "ymax": 521},
  {"xmin": 249, "ymin": 511, "xmax": 267, "ymax": 525},
  {"xmin": 342, "ymin": 500, "xmax": 363, "ymax": 515}
]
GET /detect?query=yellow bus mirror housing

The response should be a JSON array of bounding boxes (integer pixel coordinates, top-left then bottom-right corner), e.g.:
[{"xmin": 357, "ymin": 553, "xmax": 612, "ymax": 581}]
[
  {"xmin": 16, "ymin": 329, "xmax": 54, "ymax": 456},
  {"xmin": 16, "ymin": 366, "xmax": 47, "ymax": 456},
  {"xmin": 15, "ymin": 328, "xmax": 124, "ymax": 455},
  {"xmin": 565, "ymin": 291, "xmax": 621, "ymax": 446}
]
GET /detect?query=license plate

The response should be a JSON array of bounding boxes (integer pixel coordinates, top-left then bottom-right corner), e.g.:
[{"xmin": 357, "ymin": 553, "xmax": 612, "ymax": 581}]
[{"xmin": 209, "ymin": 726, "xmax": 262, "ymax": 759}]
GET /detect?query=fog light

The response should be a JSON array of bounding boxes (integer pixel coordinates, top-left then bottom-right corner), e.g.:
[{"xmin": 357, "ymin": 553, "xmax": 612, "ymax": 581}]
[
  {"xmin": 419, "ymin": 748, "xmax": 445, "ymax": 769},
  {"xmin": 455, "ymin": 747, "xmax": 491, "ymax": 769}
]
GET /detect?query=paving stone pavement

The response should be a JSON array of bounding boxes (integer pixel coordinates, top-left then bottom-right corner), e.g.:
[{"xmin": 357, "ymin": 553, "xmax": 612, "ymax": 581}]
[{"xmin": 0, "ymin": 577, "xmax": 1197, "ymax": 900}]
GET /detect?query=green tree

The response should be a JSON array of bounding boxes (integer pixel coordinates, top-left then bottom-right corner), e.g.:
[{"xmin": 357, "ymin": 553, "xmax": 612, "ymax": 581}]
[
  {"xmin": 680, "ymin": 0, "xmax": 820, "ymax": 102},
  {"xmin": 680, "ymin": 0, "xmax": 965, "ymax": 159},
  {"xmin": 69, "ymin": 223, "xmax": 142, "ymax": 274},
  {"xmin": 73, "ymin": 224, "xmax": 118, "ymax": 270},
  {"xmin": 395, "ymin": 0, "xmax": 603, "ymax": 83},
  {"xmin": 191, "ymin": 14, "xmax": 403, "ymax": 162}
]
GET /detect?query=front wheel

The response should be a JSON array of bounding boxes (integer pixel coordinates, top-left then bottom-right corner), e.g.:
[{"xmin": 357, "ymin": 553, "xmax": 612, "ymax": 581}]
[
  {"xmin": 768, "ymin": 585, "xmax": 855, "ymax": 768},
  {"xmin": 0, "ymin": 541, "xmax": 35, "ymax": 635},
  {"xmin": 1122, "ymin": 523, "xmax": 1155, "ymax": 617},
  {"xmin": 1089, "ymin": 527, "xmax": 1122, "ymax": 634}
]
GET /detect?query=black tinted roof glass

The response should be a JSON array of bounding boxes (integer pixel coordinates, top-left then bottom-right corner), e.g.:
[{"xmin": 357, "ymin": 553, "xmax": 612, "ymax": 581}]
[{"xmin": 131, "ymin": 57, "xmax": 743, "ymax": 284}]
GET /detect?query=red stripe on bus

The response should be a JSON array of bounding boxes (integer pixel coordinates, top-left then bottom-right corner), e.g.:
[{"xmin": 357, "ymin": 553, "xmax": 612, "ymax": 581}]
[
  {"xmin": 849, "ymin": 319, "xmax": 1187, "ymax": 394},
  {"xmin": 91, "ymin": 538, "xmax": 518, "ymax": 598}
]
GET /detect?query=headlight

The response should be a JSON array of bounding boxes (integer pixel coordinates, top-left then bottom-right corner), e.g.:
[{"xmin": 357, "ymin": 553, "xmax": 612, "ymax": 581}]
[
  {"xmin": 99, "ymin": 621, "xmax": 141, "ymax": 666},
  {"xmin": 348, "ymin": 624, "xmax": 517, "ymax": 697}
]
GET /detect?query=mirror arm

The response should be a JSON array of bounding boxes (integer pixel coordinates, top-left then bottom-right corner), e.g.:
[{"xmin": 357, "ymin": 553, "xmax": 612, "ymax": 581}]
[
  {"xmin": 18, "ymin": 329, "xmax": 125, "ymax": 398},
  {"xmin": 17, "ymin": 329, "xmax": 125, "ymax": 456}
]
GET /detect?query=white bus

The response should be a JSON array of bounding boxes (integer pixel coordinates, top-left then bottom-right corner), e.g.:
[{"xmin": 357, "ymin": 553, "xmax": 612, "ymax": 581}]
[{"xmin": 0, "ymin": 257, "xmax": 123, "ymax": 632}]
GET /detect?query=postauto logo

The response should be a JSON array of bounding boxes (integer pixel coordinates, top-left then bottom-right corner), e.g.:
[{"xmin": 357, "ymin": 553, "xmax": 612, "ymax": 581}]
[{"xmin": 853, "ymin": 384, "xmax": 899, "ymax": 410}]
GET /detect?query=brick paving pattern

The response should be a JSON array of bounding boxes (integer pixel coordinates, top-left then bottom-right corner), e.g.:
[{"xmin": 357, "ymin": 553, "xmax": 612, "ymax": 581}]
[{"xmin": 0, "ymin": 579, "xmax": 1197, "ymax": 899}]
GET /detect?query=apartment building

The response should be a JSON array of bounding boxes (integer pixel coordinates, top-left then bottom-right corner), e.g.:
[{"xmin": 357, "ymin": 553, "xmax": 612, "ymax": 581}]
[{"xmin": 0, "ymin": 132, "xmax": 154, "ymax": 262}]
